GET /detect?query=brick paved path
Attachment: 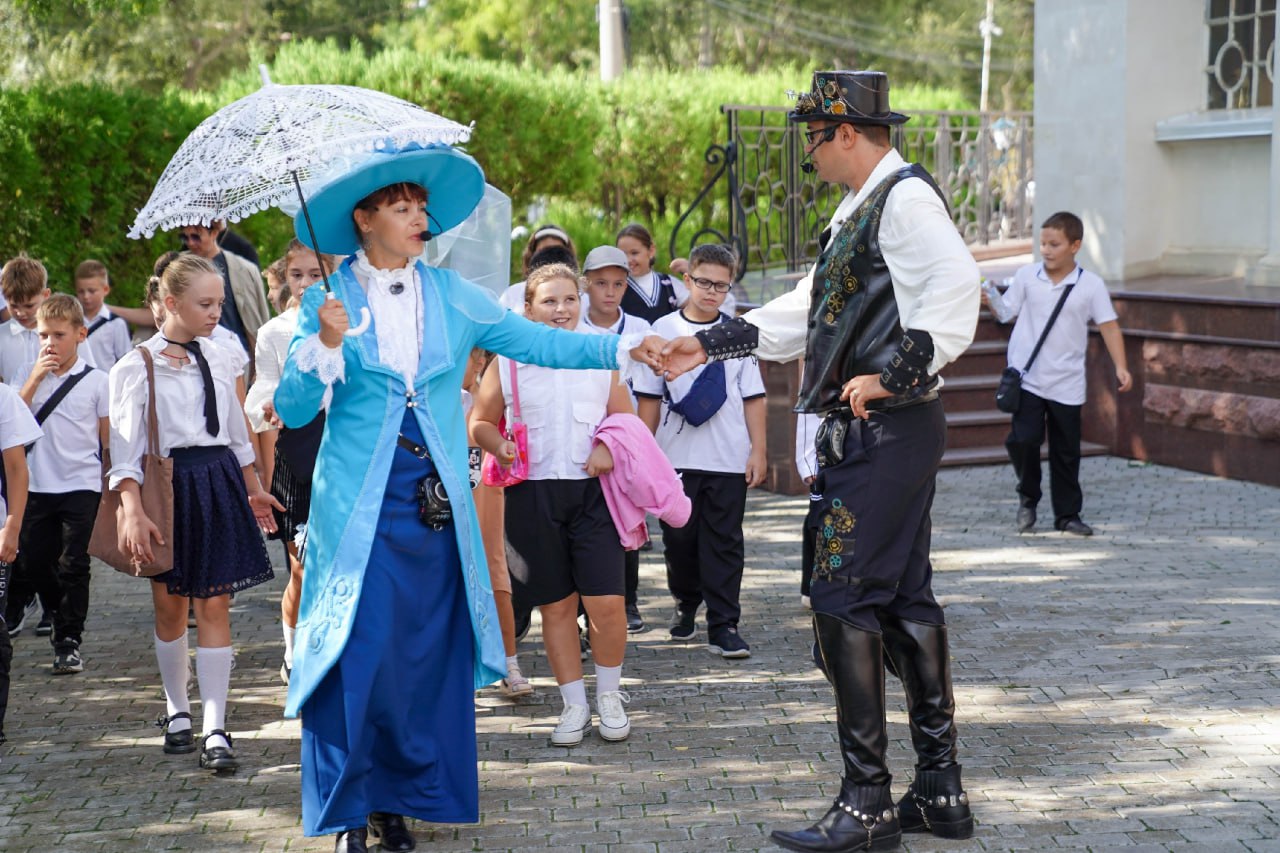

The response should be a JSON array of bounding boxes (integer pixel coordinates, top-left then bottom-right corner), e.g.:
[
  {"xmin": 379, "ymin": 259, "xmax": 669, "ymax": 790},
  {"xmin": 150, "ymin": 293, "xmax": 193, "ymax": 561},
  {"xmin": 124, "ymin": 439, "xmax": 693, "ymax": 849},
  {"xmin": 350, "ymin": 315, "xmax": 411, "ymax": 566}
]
[{"xmin": 1, "ymin": 457, "xmax": 1277, "ymax": 852}]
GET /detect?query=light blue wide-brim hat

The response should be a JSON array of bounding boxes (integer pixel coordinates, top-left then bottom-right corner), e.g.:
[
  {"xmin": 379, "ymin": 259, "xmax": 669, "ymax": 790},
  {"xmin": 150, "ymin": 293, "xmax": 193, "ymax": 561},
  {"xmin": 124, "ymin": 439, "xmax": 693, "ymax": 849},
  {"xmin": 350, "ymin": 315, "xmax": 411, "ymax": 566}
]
[{"xmin": 295, "ymin": 141, "xmax": 485, "ymax": 255}]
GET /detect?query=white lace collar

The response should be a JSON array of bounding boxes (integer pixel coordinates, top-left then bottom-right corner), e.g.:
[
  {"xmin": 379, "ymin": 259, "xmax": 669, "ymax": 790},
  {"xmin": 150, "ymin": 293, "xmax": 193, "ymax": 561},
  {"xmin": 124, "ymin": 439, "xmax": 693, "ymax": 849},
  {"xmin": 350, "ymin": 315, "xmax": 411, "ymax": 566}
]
[{"xmin": 353, "ymin": 250, "xmax": 417, "ymax": 293}]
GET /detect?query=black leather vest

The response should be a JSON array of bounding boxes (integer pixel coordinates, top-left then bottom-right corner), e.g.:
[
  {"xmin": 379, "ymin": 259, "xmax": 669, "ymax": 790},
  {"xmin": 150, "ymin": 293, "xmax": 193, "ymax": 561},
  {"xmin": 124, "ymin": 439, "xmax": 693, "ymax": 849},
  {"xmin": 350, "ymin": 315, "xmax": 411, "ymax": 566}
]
[{"xmin": 795, "ymin": 163, "xmax": 945, "ymax": 413}]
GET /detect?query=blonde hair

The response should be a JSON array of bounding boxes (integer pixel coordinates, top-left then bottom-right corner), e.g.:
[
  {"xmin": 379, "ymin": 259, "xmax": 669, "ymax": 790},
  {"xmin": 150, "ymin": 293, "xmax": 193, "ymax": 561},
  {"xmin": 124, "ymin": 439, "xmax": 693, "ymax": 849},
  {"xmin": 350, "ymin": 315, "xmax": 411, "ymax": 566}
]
[
  {"xmin": 74, "ymin": 259, "xmax": 109, "ymax": 284},
  {"xmin": 1, "ymin": 253, "xmax": 49, "ymax": 302},
  {"xmin": 524, "ymin": 262, "xmax": 581, "ymax": 305},
  {"xmin": 150, "ymin": 252, "xmax": 218, "ymax": 303},
  {"xmin": 36, "ymin": 293, "xmax": 85, "ymax": 328}
]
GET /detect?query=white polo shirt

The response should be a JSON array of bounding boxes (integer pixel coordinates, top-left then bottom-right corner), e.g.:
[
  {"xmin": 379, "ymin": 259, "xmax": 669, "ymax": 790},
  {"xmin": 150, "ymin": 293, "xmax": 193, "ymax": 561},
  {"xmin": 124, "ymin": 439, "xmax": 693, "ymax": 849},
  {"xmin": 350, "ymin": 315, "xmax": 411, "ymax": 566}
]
[
  {"xmin": 998, "ymin": 263, "xmax": 1118, "ymax": 406},
  {"xmin": 26, "ymin": 358, "xmax": 110, "ymax": 494},
  {"xmin": 633, "ymin": 310, "xmax": 766, "ymax": 475},
  {"xmin": 0, "ymin": 383, "xmax": 42, "ymax": 517},
  {"xmin": 83, "ymin": 307, "xmax": 133, "ymax": 368}
]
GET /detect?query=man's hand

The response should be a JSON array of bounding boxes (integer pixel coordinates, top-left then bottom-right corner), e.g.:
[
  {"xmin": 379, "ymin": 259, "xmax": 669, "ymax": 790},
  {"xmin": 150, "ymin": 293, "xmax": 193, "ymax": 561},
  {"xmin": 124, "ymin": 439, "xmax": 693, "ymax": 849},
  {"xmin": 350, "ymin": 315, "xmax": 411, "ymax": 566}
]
[
  {"xmin": 840, "ymin": 374, "xmax": 893, "ymax": 420},
  {"xmin": 745, "ymin": 448, "xmax": 768, "ymax": 488},
  {"xmin": 318, "ymin": 298, "xmax": 350, "ymax": 348},
  {"xmin": 629, "ymin": 335, "xmax": 668, "ymax": 372},
  {"xmin": 660, "ymin": 335, "xmax": 707, "ymax": 380},
  {"xmin": 1116, "ymin": 367, "xmax": 1133, "ymax": 393}
]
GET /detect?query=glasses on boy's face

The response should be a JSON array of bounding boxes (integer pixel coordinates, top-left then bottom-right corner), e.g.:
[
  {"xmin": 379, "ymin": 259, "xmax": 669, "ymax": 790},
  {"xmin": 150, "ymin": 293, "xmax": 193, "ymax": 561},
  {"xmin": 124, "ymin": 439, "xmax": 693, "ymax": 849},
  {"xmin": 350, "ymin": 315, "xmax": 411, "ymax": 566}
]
[{"xmin": 689, "ymin": 276, "xmax": 732, "ymax": 294}]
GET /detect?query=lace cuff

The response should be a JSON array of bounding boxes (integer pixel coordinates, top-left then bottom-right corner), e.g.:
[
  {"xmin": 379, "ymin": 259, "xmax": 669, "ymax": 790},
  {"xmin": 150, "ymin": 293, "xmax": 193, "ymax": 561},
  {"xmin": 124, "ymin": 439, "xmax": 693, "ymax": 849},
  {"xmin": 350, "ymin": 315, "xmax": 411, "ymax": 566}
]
[
  {"xmin": 614, "ymin": 332, "xmax": 653, "ymax": 387},
  {"xmin": 294, "ymin": 334, "xmax": 346, "ymax": 386}
]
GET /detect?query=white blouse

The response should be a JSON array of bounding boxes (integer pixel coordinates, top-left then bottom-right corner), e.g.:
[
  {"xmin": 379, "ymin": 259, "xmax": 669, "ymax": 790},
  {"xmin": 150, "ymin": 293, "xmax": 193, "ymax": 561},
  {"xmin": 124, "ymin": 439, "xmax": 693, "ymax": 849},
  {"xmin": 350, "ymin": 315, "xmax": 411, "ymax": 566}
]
[
  {"xmin": 107, "ymin": 333, "xmax": 256, "ymax": 489},
  {"xmin": 244, "ymin": 307, "xmax": 297, "ymax": 433},
  {"xmin": 351, "ymin": 250, "xmax": 423, "ymax": 388},
  {"xmin": 497, "ymin": 353, "xmax": 611, "ymax": 482}
]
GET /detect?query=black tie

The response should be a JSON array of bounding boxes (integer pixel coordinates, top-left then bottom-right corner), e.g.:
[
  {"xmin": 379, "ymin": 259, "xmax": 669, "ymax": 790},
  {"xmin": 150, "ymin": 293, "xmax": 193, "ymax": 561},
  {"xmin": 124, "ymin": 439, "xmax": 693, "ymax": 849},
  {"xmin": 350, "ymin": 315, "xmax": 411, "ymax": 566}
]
[{"xmin": 167, "ymin": 338, "xmax": 219, "ymax": 437}]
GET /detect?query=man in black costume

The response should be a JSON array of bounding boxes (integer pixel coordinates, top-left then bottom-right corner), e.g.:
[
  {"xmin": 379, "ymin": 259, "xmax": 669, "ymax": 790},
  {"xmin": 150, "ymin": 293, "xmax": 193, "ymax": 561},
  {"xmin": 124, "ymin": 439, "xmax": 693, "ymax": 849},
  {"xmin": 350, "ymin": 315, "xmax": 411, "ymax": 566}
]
[{"xmin": 662, "ymin": 70, "xmax": 981, "ymax": 852}]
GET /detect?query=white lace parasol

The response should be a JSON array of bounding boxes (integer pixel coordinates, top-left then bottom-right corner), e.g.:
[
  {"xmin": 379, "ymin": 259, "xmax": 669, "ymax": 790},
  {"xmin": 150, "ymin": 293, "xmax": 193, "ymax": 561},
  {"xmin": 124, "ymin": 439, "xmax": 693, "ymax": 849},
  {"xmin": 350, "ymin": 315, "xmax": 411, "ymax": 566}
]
[{"xmin": 127, "ymin": 71, "xmax": 474, "ymax": 239}]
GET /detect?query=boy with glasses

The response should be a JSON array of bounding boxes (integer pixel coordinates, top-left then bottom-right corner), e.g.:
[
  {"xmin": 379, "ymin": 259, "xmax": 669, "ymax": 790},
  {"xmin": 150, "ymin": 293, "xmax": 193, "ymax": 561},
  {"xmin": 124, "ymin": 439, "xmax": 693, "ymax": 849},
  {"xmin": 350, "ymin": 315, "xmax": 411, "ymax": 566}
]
[{"xmin": 634, "ymin": 244, "xmax": 766, "ymax": 659}]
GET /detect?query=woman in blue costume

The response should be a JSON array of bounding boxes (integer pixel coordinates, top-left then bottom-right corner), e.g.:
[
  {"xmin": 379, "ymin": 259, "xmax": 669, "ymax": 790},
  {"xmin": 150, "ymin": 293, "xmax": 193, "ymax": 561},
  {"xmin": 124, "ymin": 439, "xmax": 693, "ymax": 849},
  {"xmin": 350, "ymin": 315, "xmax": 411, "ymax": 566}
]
[{"xmin": 273, "ymin": 141, "xmax": 663, "ymax": 853}]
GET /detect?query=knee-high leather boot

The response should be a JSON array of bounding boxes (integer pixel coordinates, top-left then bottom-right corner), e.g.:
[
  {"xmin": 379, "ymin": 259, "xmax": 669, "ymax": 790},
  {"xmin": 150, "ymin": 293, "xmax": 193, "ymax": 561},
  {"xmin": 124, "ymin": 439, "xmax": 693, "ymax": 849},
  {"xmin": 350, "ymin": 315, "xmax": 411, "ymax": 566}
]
[
  {"xmin": 771, "ymin": 613, "xmax": 901, "ymax": 852},
  {"xmin": 881, "ymin": 614, "xmax": 973, "ymax": 839}
]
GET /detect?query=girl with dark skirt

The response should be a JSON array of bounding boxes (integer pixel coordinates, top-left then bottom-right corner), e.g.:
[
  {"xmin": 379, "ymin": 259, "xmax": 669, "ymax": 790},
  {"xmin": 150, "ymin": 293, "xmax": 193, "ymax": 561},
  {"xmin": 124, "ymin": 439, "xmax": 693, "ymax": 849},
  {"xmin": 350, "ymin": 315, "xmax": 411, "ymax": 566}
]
[
  {"xmin": 273, "ymin": 141, "xmax": 662, "ymax": 853},
  {"xmin": 245, "ymin": 240, "xmax": 340, "ymax": 685},
  {"xmin": 109, "ymin": 252, "xmax": 280, "ymax": 774}
]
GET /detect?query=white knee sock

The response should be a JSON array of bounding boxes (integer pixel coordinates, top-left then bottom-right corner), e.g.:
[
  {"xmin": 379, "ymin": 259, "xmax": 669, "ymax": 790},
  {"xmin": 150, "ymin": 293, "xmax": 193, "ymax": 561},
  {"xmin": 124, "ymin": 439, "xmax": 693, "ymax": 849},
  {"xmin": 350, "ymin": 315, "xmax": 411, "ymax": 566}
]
[
  {"xmin": 282, "ymin": 623, "xmax": 295, "ymax": 668},
  {"xmin": 558, "ymin": 679, "xmax": 588, "ymax": 709},
  {"xmin": 196, "ymin": 645, "xmax": 234, "ymax": 750},
  {"xmin": 154, "ymin": 633, "xmax": 191, "ymax": 732},
  {"xmin": 505, "ymin": 654, "xmax": 520, "ymax": 674},
  {"xmin": 595, "ymin": 664, "xmax": 623, "ymax": 696}
]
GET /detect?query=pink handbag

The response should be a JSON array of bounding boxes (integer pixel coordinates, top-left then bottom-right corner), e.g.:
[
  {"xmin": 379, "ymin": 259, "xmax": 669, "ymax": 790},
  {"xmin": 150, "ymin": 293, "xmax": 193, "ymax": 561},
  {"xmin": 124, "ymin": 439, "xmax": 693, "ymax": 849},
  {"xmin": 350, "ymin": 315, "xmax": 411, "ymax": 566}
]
[{"xmin": 481, "ymin": 358, "xmax": 530, "ymax": 487}]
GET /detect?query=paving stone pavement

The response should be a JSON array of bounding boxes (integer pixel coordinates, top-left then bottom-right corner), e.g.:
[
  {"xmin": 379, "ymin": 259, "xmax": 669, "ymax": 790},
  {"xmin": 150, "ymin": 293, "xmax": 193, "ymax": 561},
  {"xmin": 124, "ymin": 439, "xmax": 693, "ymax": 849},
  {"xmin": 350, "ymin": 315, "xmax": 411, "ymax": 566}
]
[{"xmin": 1, "ymin": 456, "xmax": 1277, "ymax": 852}]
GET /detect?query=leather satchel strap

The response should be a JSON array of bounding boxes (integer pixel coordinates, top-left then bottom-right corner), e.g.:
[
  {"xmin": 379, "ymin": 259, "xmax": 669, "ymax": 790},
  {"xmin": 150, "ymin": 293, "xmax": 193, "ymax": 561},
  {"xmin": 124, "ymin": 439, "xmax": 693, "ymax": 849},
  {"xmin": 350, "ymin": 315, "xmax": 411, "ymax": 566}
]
[
  {"xmin": 136, "ymin": 346, "xmax": 162, "ymax": 456},
  {"xmin": 1021, "ymin": 282, "xmax": 1076, "ymax": 374}
]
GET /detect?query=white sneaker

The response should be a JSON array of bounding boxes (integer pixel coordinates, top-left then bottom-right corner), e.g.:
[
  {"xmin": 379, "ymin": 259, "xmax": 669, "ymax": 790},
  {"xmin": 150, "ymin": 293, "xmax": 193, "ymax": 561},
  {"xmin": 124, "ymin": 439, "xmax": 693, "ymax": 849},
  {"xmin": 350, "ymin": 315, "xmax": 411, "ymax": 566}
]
[
  {"xmin": 596, "ymin": 691, "xmax": 631, "ymax": 742},
  {"xmin": 551, "ymin": 703, "xmax": 591, "ymax": 746},
  {"xmin": 502, "ymin": 666, "xmax": 534, "ymax": 697}
]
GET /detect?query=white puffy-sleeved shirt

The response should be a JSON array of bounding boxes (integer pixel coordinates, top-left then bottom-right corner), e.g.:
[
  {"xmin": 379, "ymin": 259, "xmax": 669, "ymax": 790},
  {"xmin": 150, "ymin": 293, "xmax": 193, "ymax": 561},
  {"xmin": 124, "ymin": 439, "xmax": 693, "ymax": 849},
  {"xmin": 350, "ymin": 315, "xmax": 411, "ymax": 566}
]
[
  {"xmin": 993, "ymin": 263, "xmax": 1118, "ymax": 406},
  {"xmin": 26, "ymin": 357, "xmax": 109, "ymax": 494},
  {"xmin": 83, "ymin": 307, "xmax": 133, "ymax": 368},
  {"xmin": 0, "ymin": 319, "xmax": 97, "ymax": 388},
  {"xmin": 0, "ymin": 382, "xmax": 42, "ymax": 518},
  {"xmin": 244, "ymin": 307, "xmax": 298, "ymax": 433},
  {"xmin": 741, "ymin": 149, "xmax": 980, "ymax": 377},
  {"xmin": 107, "ymin": 333, "xmax": 255, "ymax": 489}
]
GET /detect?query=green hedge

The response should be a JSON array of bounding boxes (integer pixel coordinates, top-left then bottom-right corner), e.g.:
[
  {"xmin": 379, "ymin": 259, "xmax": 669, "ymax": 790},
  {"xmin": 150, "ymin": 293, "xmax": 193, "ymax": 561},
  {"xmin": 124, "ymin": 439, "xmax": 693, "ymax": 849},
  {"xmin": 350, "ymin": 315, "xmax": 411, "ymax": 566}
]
[{"xmin": 1, "ymin": 42, "xmax": 972, "ymax": 304}]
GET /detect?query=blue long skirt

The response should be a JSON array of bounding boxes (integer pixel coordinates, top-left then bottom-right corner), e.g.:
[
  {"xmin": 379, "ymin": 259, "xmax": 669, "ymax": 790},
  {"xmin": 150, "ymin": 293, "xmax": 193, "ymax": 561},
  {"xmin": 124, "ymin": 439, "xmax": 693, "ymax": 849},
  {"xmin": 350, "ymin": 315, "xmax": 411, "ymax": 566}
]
[{"xmin": 300, "ymin": 413, "xmax": 477, "ymax": 836}]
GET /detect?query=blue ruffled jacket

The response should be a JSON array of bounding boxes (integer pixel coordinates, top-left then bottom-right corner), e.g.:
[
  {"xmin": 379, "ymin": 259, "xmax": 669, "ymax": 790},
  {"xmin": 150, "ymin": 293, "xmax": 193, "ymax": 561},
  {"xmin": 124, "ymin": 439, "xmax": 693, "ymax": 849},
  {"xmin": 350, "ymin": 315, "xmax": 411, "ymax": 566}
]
[{"xmin": 275, "ymin": 259, "xmax": 622, "ymax": 717}]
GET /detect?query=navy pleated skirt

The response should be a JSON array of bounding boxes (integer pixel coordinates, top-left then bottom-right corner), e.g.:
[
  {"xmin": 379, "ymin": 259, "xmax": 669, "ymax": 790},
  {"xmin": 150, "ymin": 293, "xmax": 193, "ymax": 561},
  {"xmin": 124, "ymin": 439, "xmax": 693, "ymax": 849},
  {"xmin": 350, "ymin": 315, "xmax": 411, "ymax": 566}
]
[
  {"xmin": 300, "ymin": 412, "xmax": 477, "ymax": 836},
  {"xmin": 155, "ymin": 445, "xmax": 274, "ymax": 598}
]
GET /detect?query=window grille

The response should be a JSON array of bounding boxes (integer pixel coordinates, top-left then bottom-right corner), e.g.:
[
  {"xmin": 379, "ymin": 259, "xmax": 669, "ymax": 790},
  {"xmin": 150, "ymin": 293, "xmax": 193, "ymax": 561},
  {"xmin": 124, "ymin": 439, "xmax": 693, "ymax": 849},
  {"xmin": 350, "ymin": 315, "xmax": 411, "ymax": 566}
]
[{"xmin": 1206, "ymin": 0, "xmax": 1276, "ymax": 109}]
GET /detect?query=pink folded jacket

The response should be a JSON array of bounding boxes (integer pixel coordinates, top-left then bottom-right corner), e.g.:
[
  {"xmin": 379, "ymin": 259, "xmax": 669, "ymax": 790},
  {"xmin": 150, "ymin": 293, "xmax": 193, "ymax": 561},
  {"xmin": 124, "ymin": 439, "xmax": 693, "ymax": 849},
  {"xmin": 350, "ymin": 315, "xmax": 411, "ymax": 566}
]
[{"xmin": 594, "ymin": 413, "xmax": 691, "ymax": 549}]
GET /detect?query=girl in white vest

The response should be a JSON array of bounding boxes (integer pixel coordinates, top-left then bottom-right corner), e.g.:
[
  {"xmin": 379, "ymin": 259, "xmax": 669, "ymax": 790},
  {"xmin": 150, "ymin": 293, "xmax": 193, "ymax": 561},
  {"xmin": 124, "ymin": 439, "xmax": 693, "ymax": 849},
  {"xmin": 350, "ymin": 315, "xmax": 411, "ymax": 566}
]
[{"xmin": 470, "ymin": 262, "xmax": 636, "ymax": 748}]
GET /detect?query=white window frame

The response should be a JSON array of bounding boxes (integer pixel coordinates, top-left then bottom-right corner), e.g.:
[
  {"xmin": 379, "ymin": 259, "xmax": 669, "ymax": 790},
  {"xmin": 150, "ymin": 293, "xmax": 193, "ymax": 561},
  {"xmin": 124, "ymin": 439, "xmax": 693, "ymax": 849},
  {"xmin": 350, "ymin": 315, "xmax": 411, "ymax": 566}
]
[{"xmin": 1205, "ymin": 0, "xmax": 1276, "ymax": 110}]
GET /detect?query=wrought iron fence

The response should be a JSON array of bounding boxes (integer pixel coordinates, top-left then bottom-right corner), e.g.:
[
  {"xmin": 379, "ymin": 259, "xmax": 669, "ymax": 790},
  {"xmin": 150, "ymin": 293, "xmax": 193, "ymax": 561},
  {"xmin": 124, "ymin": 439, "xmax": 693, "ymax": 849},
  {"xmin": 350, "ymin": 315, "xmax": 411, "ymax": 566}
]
[{"xmin": 669, "ymin": 105, "xmax": 1033, "ymax": 304}]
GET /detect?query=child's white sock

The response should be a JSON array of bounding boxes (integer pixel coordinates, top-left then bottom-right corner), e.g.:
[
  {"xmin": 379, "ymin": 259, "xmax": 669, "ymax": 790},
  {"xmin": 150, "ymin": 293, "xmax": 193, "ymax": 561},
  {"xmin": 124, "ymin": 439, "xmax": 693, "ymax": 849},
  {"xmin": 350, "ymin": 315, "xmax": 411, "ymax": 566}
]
[
  {"xmin": 595, "ymin": 664, "xmax": 623, "ymax": 696},
  {"xmin": 154, "ymin": 633, "xmax": 190, "ymax": 732},
  {"xmin": 282, "ymin": 623, "xmax": 295, "ymax": 669},
  {"xmin": 196, "ymin": 645, "xmax": 234, "ymax": 750},
  {"xmin": 558, "ymin": 678, "xmax": 588, "ymax": 709},
  {"xmin": 505, "ymin": 654, "xmax": 520, "ymax": 673}
]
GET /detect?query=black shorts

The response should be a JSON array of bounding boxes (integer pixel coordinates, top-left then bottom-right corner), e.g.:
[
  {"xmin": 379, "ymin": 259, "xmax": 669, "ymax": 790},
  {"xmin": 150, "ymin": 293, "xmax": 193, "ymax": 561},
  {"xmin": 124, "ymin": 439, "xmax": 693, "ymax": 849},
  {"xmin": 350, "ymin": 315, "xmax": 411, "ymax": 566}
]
[{"xmin": 504, "ymin": 478, "xmax": 624, "ymax": 607}]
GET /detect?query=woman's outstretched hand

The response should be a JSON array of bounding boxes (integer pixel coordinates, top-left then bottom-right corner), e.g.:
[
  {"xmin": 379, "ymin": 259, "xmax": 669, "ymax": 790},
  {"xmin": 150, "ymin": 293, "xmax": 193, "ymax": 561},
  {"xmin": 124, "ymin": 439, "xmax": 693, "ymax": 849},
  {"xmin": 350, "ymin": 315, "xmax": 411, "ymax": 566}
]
[{"xmin": 628, "ymin": 335, "xmax": 668, "ymax": 373}]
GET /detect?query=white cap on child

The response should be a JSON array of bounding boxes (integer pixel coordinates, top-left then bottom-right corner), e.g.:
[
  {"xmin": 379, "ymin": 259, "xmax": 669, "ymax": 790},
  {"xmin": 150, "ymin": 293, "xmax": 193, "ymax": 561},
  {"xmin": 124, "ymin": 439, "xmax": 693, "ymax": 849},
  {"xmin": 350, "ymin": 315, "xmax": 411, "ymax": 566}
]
[{"xmin": 582, "ymin": 245, "xmax": 629, "ymax": 272}]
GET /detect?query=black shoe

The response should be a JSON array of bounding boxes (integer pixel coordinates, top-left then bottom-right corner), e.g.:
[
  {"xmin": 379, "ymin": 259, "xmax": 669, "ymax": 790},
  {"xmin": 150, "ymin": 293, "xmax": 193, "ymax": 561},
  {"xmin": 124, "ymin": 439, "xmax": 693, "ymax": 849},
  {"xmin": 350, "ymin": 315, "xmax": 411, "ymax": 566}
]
[
  {"xmin": 35, "ymin": 610, "xmax": 54, "ymax": 637},
  {"xmin": 668, "ymin": 607, "xmax": 696, "ymax": 640},
  {"xmin": 1016, "ymin": 505, "xmax": 1036, "ymax": 533},
  {"xmin": 1057, "ymin": 516, "xmax": 1094, "ymax": 536},
  {"xmin": 6, "ymin": 597, "xmax": 37, "ymax": 638},
  {"xmin": 771, "ymin": 782, "xmax": 902, "ymax": 852},
  {"xmin": 52, "ymin": 640, "xmax": 83, "ymax": 674},
  {"xmin": 367, "ymin": 812, "xmax": 416, "ymax": 852},
  {"xmin": 157, "ymin": 712, "xmax": 197, "ymax": 755},
  {"xmin": 199, "ymin": 730, "xmax": 238, "ymax": 773},
  {"xmin": 625, "ymin": 602, "xmax": 646, "ymax": 633},
  {"xmin": 897, "ymin": 765, "xmax": 974, "ymax": 839},
  {"xmin": 639, "ymin": 538, "xmax": 653, "ymax": 552},
  {"xmin": 334, "ymin": 827, "xmax": 369, "ymax": 853},
  {"xmin": 707, "ymin": 625, "xmax": 751, "ymax": 659}
]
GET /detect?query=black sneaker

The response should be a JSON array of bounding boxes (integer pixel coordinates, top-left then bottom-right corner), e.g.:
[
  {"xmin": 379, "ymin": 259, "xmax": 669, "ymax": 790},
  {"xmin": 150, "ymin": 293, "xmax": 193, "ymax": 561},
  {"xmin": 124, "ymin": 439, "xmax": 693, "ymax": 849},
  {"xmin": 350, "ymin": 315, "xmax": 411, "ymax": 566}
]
[
  {"xmin": 625, "ymin": 602, "xmax": 646, "ymax": 634},
  {"xmin": 36, "ymin": 610, "xmax": 54, "ymax": 637},
  {"xmin": 53, "ymin": 641, "xmax": 83, "ymax": 674},
  {"xmin": 668, "ymin": 608, "xmax": 696, "ymax": 640},
  {"xmin": 708, "ymin": 626, "xmax": 751, "ymax": 659}
]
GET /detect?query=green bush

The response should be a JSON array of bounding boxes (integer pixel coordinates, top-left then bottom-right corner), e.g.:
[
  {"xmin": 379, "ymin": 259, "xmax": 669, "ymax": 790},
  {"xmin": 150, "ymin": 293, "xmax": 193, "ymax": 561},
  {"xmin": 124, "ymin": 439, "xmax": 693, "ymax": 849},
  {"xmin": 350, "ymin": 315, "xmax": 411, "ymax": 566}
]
[{"xmin": 1, "ymin": 42, "xmax": 974, "ymax": 304}]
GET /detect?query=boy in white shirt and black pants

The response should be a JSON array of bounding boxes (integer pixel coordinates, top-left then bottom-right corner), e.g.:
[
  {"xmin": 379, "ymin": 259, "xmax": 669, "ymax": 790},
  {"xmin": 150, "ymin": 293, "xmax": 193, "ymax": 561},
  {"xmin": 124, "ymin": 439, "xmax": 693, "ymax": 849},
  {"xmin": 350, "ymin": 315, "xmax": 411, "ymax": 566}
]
[
  {"xmin": 636, "ymin": 244, "xmax": 767, "ymax": 659},
  {"xmin": 75, "ymin": 260, "xmax": 133, "ymax": 369},
  {"xmin": 987, "ymin": 211, "xmax": 1132, "ymax": 536},
  {"xmin": 15, "ymin": 295, "xmax": 110, "ymax": 674}
]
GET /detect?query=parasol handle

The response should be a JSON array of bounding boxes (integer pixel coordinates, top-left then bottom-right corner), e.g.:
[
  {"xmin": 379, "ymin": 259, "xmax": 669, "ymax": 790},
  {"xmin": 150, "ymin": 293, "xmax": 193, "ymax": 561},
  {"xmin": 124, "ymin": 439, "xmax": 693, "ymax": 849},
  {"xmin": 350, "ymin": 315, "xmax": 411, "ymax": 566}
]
[{"xmin": 328, "ymin": 292, "xmax": 372, "ymax": 337}]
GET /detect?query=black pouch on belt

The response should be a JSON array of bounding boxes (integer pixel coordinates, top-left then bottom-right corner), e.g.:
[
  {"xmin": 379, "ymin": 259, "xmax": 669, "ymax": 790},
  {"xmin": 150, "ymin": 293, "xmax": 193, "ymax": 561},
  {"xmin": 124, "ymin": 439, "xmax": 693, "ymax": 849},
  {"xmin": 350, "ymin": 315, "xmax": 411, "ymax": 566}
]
[{"xmin": 814, "ymin": 412, "xmax": 850, "ymax": 468}]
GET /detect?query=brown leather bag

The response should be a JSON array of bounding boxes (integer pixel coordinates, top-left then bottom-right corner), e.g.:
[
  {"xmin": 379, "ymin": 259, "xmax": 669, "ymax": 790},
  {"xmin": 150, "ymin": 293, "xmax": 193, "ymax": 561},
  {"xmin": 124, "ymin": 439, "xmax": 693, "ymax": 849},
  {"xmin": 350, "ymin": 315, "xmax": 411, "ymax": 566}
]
[{"xmin": 89, "ymin": 346, "xmax": 175, "ymax": 577}]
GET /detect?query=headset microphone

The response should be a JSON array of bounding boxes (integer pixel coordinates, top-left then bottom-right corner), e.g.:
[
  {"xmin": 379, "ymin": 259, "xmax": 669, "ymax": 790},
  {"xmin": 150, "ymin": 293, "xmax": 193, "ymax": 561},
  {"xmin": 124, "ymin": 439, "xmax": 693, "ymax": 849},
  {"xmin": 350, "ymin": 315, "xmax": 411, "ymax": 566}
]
[
  {"xmin": 799, "ymin": 125, "xmax": 838, "ymax": 175},
  {"xmin": 417, "ymin": 230, "xmax": 433, "ymax": 242},
  {"xmin": 417, "ymin": 211, "xmax": 447, "ymax": 243}
]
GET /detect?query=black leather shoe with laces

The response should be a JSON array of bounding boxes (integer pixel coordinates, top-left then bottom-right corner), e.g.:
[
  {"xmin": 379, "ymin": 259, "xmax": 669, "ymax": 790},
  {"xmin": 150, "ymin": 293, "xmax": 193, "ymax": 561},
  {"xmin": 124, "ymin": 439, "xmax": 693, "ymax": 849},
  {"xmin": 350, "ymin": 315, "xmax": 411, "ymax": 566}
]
[
  {"xmin": 367, "ymin": 812, "xmax": 416, "ymax": 851},
  {"xmin": 334, "ymin": 827, "xmax": 368, "ymax": 853}
]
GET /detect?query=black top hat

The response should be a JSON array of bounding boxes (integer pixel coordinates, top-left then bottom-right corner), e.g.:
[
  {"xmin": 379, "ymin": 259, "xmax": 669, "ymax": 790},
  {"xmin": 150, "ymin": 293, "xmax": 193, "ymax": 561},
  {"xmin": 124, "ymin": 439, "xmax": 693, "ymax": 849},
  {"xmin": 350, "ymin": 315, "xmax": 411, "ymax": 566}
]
[{"xmin": 788, "ymin": 70, "xmax": 909, "ymax": 126}]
